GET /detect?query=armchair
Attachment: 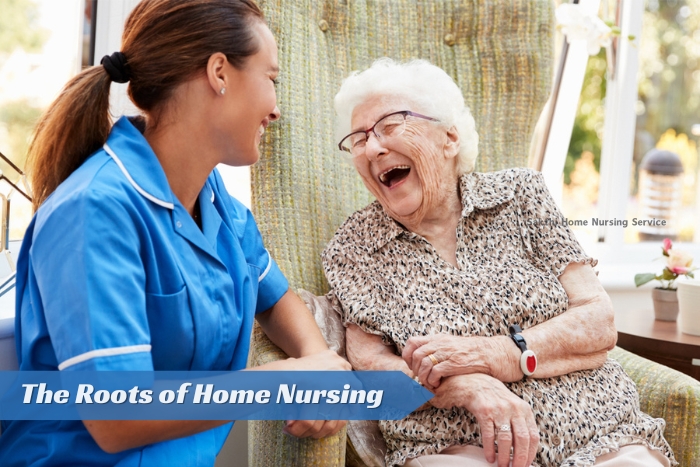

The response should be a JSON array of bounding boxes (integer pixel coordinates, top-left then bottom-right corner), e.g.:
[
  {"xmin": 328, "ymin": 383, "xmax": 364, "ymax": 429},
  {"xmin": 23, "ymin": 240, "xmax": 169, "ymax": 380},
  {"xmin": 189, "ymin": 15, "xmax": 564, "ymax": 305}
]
[{"xmin": 246, "ymin": 0, "xmax": 700, "ymax": 466}]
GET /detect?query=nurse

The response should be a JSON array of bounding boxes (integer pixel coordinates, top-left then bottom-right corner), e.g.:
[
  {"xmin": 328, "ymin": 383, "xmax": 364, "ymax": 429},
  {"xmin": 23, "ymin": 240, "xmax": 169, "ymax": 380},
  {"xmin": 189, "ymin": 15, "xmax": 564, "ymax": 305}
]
[{"xmin": 0, "ymin": 0, "xmax": 350, "ymax": 465}]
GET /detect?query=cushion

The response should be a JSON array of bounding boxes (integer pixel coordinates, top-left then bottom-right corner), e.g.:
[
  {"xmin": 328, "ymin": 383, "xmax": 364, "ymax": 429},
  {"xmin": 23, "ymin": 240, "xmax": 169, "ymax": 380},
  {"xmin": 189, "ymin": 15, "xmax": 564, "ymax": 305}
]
[{"xmin": 298, "ymin": 289, "xmax": 387, "ymax": 467}]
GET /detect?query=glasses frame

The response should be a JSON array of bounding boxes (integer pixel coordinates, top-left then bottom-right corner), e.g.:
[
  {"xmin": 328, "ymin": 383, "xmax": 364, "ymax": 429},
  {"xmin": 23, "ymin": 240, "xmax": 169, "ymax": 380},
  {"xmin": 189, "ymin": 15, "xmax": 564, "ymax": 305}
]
[{"xmin": 337, "ymin": 110, "xmax": 439, "ymax": 154}]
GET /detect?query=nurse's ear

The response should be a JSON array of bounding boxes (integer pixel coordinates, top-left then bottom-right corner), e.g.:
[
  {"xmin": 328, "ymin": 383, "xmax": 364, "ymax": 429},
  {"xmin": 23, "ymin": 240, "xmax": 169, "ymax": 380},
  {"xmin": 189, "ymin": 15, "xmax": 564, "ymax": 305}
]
[{"xmin": 206, "ymin": 52, "xmax": 229, "ymax": 97}]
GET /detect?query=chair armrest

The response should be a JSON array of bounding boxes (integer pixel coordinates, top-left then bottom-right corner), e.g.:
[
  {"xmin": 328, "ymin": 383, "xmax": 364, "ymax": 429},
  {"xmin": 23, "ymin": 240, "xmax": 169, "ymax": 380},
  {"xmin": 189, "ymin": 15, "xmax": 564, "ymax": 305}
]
[
  {"xmin": 610, "ymin": 346, "xmax": 700, "ymax": 466},
  {"xmin": 247, "ymin": 322, "xmax": 347, "ymax": 467}
]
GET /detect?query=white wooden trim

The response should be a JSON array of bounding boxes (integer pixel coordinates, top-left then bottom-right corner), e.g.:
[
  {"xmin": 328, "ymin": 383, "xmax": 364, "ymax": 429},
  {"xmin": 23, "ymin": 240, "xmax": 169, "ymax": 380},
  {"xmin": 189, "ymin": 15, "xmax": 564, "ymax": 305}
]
[
  {"xmin": 596, "ymin": 0, "xmax": 643, "ymax": 245},
  {"xmin": 93, "ymin": 0, "xmax": 141, "ymax": 118},
  {"xmin": 540, "ymin": 0, "xmax": 602, "ymax": 204}
]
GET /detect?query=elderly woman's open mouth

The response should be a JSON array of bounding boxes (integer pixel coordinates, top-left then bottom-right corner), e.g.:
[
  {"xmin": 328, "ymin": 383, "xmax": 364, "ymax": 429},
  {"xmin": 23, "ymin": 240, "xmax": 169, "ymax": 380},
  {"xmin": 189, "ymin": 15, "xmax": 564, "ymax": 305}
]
[{"xmin": 379, "ymin": 165, "xmax": 411, "ymax": 188}]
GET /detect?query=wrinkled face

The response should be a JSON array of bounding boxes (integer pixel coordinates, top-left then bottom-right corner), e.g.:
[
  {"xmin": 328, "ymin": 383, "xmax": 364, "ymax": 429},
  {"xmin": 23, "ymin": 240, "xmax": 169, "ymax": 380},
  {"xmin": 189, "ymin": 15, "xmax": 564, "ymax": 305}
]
[
  {"xmin": 222, "ymin": 21, "xmax": 280, "ymax": 166},
  {"xmin": 350, "ymin": 96, "xmax": 460, "ymax": 224}
]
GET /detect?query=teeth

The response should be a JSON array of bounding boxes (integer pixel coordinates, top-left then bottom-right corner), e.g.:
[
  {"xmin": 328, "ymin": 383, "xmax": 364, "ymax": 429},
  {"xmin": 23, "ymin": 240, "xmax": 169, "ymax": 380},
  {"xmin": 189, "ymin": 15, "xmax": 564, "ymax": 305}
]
[{"xmin": 379, "ymin": 165, "xmax": 410, "ymax": 183}]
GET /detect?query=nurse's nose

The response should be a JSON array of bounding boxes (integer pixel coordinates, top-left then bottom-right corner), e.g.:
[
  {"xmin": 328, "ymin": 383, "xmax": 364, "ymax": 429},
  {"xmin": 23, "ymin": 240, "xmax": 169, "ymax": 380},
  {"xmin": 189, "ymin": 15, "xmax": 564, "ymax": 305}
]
[{"xmin": 269, "ymin": 106, "xmax": 281, "ymax": 122}]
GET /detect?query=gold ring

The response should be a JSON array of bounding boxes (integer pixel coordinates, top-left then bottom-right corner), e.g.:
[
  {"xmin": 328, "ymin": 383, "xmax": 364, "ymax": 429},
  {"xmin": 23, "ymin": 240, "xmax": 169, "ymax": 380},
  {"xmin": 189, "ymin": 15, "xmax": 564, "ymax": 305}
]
[{"xmin": 428, "ymin": 353, "xmax": 439, "ymax": 366}]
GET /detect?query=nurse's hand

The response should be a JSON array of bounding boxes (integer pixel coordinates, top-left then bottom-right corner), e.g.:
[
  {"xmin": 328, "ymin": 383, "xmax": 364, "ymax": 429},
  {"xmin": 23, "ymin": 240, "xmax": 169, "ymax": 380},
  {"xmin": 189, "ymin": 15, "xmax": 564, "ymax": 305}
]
[
  {"xmin": 292, "ymin": 349, "xmax": 352, "ymax": 371},
  {"xmin": 283, "ymin": 419, "xmax": 346, "ymax": 438}
]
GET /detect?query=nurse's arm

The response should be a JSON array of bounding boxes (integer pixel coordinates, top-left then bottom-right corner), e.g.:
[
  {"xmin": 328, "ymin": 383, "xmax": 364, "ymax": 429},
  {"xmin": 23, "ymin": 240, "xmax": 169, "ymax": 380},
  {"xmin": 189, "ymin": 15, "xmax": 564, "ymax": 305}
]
[
  {"xmin": 254, "ymin": 289, "xmax": 350, "ymax": 370},
  {"xmin": 83, "ymin": 420, "xmax": 230, "ymax": 454},
  {"xmin": 252, "ymin": 289, "xmax": 350, "ymax": 439}
]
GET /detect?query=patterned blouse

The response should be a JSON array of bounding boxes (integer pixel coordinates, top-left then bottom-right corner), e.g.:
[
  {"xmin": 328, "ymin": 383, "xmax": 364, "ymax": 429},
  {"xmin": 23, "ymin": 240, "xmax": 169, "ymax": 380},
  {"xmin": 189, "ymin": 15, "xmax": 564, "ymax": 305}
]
[{"xmin": 322, "ymin": 168, "xmax": 676, "ymax": 467}]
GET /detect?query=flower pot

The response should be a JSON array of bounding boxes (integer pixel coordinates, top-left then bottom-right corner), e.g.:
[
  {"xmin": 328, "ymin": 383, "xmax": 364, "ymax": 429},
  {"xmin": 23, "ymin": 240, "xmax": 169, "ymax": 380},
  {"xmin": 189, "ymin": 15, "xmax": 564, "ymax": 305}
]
[
  {"xmin": 677, "ymin": 280, "xmax": 700, "ymax": 335},
  {"xmin": 652, "ymin": 288, "xmax": 679, "ymax": 321}
]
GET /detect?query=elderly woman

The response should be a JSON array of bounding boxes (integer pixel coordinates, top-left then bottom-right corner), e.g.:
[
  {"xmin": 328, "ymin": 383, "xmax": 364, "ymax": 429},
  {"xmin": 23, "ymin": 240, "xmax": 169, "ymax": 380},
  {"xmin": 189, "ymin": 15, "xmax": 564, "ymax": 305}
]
[{"xmin": 322, "ymin": 59, "xmax": 675, "ymax": 467}]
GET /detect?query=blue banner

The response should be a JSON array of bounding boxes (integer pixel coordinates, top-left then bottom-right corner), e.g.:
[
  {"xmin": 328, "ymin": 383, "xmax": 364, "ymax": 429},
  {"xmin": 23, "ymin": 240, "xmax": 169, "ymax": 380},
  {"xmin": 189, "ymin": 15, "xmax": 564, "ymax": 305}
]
[{"xmin": 0, "ymin": 371, "xmax": 432, "ymax": 420}]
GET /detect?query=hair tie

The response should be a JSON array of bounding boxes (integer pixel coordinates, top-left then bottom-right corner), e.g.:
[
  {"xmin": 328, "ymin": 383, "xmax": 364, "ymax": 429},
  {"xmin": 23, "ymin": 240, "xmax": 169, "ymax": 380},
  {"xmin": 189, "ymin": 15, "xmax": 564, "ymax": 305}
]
[{"xmin": 101, "ymin": 52, "xmax": 131, "ymax": 83}]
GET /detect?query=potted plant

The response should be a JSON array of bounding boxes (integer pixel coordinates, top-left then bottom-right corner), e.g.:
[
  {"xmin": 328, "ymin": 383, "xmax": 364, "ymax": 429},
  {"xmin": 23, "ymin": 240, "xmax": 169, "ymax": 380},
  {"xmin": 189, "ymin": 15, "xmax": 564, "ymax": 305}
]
[{"xmin": 635, "ymin": 238, "xmax": 696, "ymax": 321}]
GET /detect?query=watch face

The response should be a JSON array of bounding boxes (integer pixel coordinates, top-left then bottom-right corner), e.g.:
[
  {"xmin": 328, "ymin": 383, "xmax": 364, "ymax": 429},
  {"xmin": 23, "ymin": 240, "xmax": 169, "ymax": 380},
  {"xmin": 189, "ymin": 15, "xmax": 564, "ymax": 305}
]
[
  {"xmin": 526, "ymin": 354, "xmax": 537, "ymax": 374},
  {"xmin": 521, "ymin": 350, "xmax": 537, "ymax": 376}
]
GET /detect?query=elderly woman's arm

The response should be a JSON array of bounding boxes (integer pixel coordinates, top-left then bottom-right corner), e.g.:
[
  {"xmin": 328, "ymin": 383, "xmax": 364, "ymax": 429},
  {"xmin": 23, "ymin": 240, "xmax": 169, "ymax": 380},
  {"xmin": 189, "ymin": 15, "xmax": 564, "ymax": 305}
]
[
  {"xmin": 345, "ymin": 323, "xmax": 413, "ymax": 377},
  {"xmin": 345, "ymin": 328, "xmax": 539, "ymax": 467},
  {"xmin": 402, "ymin": 262, "xmax": 616, "ymax": 387}
]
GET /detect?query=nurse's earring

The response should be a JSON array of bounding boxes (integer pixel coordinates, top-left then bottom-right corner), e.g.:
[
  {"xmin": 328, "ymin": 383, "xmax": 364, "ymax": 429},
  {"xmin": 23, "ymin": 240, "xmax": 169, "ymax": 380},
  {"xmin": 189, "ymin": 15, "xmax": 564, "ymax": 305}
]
[{"xmin": 220, "ymin": 87, "xmax": 226, "ymax": 95}]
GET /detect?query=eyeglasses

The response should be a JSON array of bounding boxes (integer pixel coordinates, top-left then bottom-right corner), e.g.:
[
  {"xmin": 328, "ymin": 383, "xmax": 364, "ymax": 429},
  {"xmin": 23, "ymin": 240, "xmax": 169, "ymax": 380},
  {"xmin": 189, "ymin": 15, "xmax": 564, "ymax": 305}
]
[{"xmin": 338, "ymin": 110, "xmax": 440, "ymax": 155}]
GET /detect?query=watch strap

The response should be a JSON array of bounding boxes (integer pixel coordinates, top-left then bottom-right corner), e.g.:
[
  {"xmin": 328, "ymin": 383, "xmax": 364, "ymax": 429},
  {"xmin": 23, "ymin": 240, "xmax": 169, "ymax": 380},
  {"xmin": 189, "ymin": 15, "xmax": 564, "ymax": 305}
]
[{"xmin": 508, "ymin": 323, "xmax": 537, "ymax": 376}]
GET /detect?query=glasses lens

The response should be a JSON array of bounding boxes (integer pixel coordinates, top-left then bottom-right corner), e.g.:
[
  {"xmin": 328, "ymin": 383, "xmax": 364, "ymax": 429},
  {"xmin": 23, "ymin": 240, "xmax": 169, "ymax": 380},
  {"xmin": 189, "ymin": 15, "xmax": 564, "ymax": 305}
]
[
  {"xmin": 375, "ymin": 113, "xmax": 406, "ymax": 139},
  {"xmin": 339, "ymin": 132, "xmax": 367, "ymax": 154}
]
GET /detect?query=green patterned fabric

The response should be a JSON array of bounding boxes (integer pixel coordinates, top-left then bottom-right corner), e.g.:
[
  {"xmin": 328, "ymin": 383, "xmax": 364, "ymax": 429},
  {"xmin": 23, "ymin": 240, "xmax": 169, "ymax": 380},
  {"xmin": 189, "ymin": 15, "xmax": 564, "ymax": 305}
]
[
  {"xmin": 610, "ymin": 347, "xmax": 700, "ymax": 467},
  {"xmin": 248, "ymin": 1, "xmax": 554, "ymax": 466}
]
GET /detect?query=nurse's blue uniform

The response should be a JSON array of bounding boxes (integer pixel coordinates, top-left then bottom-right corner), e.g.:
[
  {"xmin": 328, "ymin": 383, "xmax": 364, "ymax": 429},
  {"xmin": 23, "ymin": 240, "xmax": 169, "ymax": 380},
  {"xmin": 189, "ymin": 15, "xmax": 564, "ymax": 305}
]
[{"xmin": 0, "ymin": 116, "xmax": 289, "ymax": 466}]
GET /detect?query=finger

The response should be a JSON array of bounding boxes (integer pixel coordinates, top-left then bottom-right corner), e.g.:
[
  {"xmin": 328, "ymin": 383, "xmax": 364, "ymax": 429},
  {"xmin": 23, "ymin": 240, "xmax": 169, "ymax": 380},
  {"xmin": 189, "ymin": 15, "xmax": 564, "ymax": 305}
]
[
  {"xmin": 422, "ymin": 379, "xmax": 438, "ymax": 392},
  {"xmin": 402, "ymin": 336, "xmax": 429, "ymax": 368},
  {"xmin": 479, "ymin": 417, "xmax": 496, "ymax": 463},
  {"xmin": 411, "ymin": 345, "xmax": 438, "ymax": 378},
  {"xmin": 416, "ymin": 355, "xmax": 436, "ymax": 386},
  {"xmin": 407, "ymin": 345, "xmax": 424, "ymax": 376},
  {"xmin": 495, "ymin": 423, "xmax": 513, "ymax": 467},
  {"xmin": 312, "ymin": 419, "xmax": 346, "ymax": 439},
  {"xmin": 526, "ymin": 413, "xmax": 540, "ymax": 466},
  {"xmin": 426, "ymin": 361, "xmax": 445, "ymax": 388},
  {"xmin": 510, "ymin": 416, "xmax": 531, "ymax": 467},
  {"xmin": 305, "ymin": 419, "xmax": 327, "ymax": 438},
  {"xmin": 284, "ymin": 419, "xmax": 322, "ymax": 438},
  {"xmin": 328, "ymin": 420, "xmax": 347, "ymax": 437},
  {"xmin": 282, "ymin": 420, "xmax": 295, "ymax": 436}
]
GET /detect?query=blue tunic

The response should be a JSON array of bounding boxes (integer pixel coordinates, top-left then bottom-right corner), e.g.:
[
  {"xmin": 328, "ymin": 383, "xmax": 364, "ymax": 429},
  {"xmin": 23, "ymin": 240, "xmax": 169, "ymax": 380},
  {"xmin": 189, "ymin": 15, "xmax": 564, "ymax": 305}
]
[{"xmin": 0, "ymin": 117, "xmax": 289, "ymax": 466}]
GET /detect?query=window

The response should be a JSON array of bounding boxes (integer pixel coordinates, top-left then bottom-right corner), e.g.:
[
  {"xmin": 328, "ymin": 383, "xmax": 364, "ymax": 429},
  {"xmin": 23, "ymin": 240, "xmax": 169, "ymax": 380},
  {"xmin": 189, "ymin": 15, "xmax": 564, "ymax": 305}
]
[
  {"xmin": 0, "ymin": 0, "xmax": 90, "ymax": 242},
  {"xmin": 546, "ymin": 0, "xmax": 700, "ymax": 291},
  {"xmin": 626, "ymin": 0, "xmax": 700, "ymax": 244}
]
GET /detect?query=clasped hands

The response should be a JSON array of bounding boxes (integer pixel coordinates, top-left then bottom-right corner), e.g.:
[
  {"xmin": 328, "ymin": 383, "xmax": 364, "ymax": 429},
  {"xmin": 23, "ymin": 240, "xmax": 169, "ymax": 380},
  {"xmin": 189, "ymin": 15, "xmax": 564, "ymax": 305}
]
[
  {"xmin": 403, "ymin": 333, "xmax": 525, "ymax": 389},
  {"xmin": 405, "ymin": 334, "xmax": 539, "ymax": 467}
]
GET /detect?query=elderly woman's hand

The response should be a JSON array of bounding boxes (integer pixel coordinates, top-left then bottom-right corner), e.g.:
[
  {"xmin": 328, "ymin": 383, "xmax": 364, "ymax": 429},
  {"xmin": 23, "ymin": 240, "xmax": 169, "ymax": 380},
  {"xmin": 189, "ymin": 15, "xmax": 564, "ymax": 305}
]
[
  {"xmin": 403, "ymin": 334, "xmax": 521, "ymax": 389},
  {"xmin": 430, "ymin": 374, "xmax": 539, "ymax": 467},
  {"xmin": 404, "ymin": 264, "xmax": 615, "ymax": 389}
]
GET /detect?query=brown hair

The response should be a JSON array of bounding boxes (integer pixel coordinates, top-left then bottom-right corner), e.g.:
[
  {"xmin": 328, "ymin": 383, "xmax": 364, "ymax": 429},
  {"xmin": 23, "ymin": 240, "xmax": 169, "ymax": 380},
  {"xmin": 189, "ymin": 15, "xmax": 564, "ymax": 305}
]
[{"xmin": 27, "ymin": 0, "xmax": 264, "ymax": 210}]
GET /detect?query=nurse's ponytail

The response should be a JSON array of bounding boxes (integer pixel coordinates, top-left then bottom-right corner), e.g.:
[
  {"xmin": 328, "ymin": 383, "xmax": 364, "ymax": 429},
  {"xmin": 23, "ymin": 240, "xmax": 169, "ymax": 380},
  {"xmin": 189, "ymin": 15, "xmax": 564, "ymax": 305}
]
[
  {"xmin": 27, "ymin": 0, "xmax": 264, "ymax": 211},
  {"xmin": 27, "ymin": 67, "xmax": 112, "ymax": 211}
]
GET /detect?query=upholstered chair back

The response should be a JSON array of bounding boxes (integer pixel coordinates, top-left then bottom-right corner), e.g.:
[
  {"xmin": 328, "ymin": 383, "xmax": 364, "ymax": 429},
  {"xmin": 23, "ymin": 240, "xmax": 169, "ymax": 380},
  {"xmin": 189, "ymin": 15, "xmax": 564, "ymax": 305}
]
[
  {"xmin": 252, "ymin": 0, "xmax": 554, "ymax": 295},
  {"xmin": 248, "ymin": 1, "xmax": 555, "ymax": 466}
]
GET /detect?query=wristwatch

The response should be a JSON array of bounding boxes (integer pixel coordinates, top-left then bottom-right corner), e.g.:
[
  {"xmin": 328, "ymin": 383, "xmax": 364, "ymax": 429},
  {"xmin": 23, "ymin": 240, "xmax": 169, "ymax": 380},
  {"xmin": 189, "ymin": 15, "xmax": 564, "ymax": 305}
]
[{"xmin": 508, "ymin": 324, "xmax": 537, "ymax": 376}]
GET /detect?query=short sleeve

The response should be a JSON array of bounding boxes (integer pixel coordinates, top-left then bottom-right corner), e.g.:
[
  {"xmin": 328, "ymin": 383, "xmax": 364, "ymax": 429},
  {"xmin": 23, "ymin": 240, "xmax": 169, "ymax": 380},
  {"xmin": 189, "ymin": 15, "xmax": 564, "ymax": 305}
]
[
  {"xmin": 253, "ymin": 248, "xmax": 288, "ymax": 314},
  {"xmin": 322, "ymin": 244, "xmax": 393, "ymax": 345},
  {"xmin": 224, "ymin": 195, "xmax": 288, "ymax": 313},
  {"xmin": 207, "ymin": 169, "xmax": 289, "ymax": 313},
  {"xmin": 30, "ymin": 190, "xmax": 152, "ymax": 371},
  {"xmin": 515, "ymin": 170, "xmax": 598, "ymax": 277}
]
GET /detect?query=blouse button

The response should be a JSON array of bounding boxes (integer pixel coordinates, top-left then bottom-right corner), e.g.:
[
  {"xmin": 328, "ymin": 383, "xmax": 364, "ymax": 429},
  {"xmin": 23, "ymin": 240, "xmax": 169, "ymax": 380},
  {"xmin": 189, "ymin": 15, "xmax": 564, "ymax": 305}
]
[
  {"xmin": 494, "ymin": 315, "xmax": 502, "ymax": 323},
  {"xmin": 551, "ymin": 435, "xmax": 562, "ymax": 445},
  {"xmin": 534, "ymin": 389, "xmax": 543, "ymax": 398}
]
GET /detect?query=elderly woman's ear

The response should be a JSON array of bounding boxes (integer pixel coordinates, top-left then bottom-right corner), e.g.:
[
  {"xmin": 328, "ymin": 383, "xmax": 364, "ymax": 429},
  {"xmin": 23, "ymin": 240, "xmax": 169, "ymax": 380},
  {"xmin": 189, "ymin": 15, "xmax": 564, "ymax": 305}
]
[{"xmin": 443, "ymin": 126, "xmax": 461, "ymax": 160}]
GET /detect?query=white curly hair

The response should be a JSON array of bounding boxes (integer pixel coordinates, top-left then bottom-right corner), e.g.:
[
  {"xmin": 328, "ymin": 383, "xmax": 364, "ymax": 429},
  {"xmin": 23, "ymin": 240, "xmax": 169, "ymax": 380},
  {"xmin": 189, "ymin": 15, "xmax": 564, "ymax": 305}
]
[{"xmin": 334, "ymin": 58, "xmax": 479, "ymax": 174}]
